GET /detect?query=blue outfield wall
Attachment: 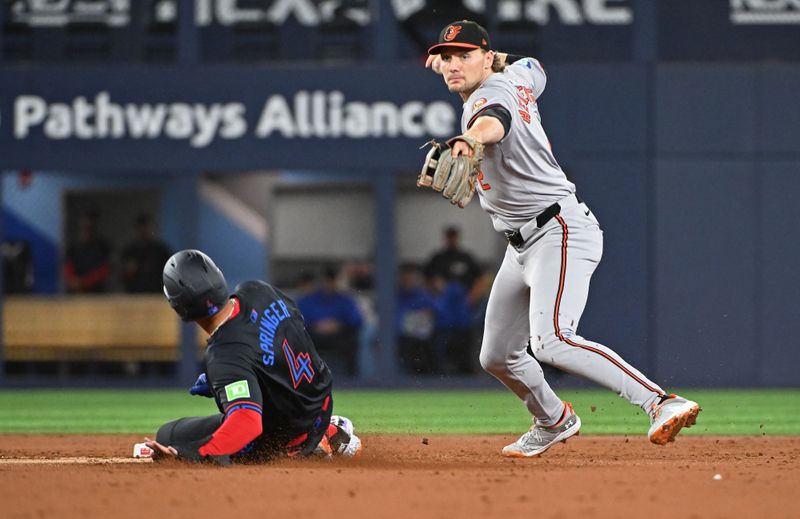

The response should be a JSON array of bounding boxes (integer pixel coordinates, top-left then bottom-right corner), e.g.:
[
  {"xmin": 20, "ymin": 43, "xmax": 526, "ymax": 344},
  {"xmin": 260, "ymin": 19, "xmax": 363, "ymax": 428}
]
[
  {"xmin": 1, "ymin": 62, "xmax": 799, "ymax": 386},
  {"xmin": 651, "ymin": 64, "xmax": 800, "ymax": 387}
]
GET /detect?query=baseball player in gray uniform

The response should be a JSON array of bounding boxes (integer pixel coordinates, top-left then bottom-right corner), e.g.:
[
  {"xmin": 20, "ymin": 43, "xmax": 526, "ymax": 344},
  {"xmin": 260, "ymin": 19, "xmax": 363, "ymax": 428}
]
[{"xmin": 420, "ymin": 20, "xmax": 700, "ymax": 457}]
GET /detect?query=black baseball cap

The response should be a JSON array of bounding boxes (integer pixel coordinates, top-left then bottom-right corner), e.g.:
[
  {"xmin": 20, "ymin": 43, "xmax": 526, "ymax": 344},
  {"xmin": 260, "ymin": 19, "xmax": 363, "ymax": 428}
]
[{"xmin": 428, "ymin": 20, "xmax": 492, "ymax": 55}]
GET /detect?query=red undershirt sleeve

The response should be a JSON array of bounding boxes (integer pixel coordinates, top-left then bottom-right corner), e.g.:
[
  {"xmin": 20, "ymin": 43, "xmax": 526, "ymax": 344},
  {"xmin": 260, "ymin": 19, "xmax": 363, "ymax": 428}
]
[
  {"xmin": 204, "ymin": 339, "xmax": 265, "ymax": 458},
  {"xmin": 198, "ymin": 403, "xmax": 263, "ymax": 456}
]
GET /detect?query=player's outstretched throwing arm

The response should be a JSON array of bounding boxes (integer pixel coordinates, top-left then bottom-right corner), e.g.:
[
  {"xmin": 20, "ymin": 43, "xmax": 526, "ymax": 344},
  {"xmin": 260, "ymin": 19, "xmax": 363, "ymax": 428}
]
[{"xmin": 418, "ymin": 51, "xmax": 544, "ymax": 208}]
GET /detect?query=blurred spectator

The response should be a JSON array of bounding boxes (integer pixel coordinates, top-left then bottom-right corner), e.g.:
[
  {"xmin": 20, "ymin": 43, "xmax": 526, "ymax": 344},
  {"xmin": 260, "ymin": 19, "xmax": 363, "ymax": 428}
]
[
  {"xmin": 343, "ymin": 260, "xmax": 374, "ymax": 293},
  {"xmin": 342, "ymin": 260, "xmax": 379, "ymax": 379},
  {"xmin": 297, "ymin": 265, "xmax": 363, "ymax": 377},
  {"xmin": 294, "ymin": 271, "xmax": 317, "ymax": 298},
  {"xmin": 425, "ymin": 225, "xmax": 481, "ymax": 292},
  {"xmin": 396, "ymin": 262, "xmax": 438, "ymax": 375},
  {"xmin": 2, "ymin": 240, "xmax": 33, "ymax": 293},
  {"xmin": 428, "ymin": 272, "xmax": 474, "ymax": 375},
  {"xmin": 64, "ymin": 211, "xmax": 111, "ymax": 293},
  {"xmin": 120, "ymin": 213, "xmax": 172, "ymax": 293}
]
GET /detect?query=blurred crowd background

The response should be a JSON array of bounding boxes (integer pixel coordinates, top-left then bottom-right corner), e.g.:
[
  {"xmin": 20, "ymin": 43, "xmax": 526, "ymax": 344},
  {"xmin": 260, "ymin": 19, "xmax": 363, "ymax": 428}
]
[{"xmin": 1, "ymin": 0, "xmax": 799, "ymax": 388}]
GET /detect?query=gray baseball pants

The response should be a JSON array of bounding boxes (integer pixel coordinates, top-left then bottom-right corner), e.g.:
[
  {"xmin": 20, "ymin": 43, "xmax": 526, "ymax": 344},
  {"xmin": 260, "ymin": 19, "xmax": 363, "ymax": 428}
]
[{"xmin": 479, "ymin": 194, "xmax": 665, "ymax": 427}]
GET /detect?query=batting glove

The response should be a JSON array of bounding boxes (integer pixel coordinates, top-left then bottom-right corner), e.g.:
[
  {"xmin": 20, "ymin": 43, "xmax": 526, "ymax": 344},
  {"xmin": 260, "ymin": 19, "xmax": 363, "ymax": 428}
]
[{"xmin": 189, "ymin": 372, "xmax": 213, "ymax": 398}]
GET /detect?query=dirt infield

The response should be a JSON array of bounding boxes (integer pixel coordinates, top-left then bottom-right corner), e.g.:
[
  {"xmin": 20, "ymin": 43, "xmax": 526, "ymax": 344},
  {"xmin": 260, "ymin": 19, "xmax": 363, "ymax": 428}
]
[{"xmin": 1, "ymin": 435, "xmax": 798, "ymax": 519}]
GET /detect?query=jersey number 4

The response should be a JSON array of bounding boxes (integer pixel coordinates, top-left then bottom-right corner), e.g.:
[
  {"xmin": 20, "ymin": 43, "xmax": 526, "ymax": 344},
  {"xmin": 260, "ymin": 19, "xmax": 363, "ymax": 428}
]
[
  {"xmin": 282, "ymin": 339, "xmax": 315, "ymax": 388},
  {"xmin": 477, "ymin": 170, "xmax": 491, "ymax": 191}
]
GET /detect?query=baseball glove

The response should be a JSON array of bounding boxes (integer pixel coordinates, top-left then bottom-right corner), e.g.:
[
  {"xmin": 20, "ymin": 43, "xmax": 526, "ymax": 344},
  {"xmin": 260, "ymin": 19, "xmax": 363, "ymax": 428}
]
[{"xmin": 417, "ymin": 135, "xmax": 484, "ymax": 208}]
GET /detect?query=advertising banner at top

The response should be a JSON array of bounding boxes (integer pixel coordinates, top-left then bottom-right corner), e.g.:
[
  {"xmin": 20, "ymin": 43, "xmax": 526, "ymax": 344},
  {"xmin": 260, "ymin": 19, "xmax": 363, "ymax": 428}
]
[
  {"xmin": 3, "ymin": 0, "xmax": 638, "ymax": 61},
  {"xmin": 0, "ymin": 64, "xmax": 462, "ymax": 171},
  {"xmin": 6, "ymin": 0, "xmax": 635, "ymax": 28},
  {"xmin": 5, "ymin": 1, "xmax": 798, "ymax": 62},
  {"xmin": 657, "ymin": 0, "xmax": 800, "ymax": 61},
  {"xmin": 10, "ymin": 1, "xmax": 799, "ymax": 29}
]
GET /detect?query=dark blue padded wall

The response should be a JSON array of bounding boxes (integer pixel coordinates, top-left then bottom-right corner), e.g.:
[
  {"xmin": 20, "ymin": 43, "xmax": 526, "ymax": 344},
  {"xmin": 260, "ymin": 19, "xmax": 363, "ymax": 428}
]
[
  {"xmin": 758, "ymin": 161, "xmax": 800, "ymax": 387},
  {"xmin": 653, "ymin": 64, "xmax": 800, "ymax": 386},
  {"xmin": 656, "ymin": 64, "xmax": 756, "ymax": 154},
  {"xmin": 758, "ymin": 67, "xmax": 800, "ymax": 154},
  {"xmin": 653, "ymin": 159, "xmax": 757, "ymax": 386},
  {"xmin": 543, "ymin": 64, "xmax": 648, "ymax": 155},
  {"xmin": 754, "ymin": 68, "xmax": 800, "ymax": 386}
]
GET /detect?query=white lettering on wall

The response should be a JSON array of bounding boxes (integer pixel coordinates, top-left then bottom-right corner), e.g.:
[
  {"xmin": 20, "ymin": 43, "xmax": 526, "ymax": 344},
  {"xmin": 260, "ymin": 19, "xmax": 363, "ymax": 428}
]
[
  {"xmin": 13, "ymin": 92, "xmax": 247, "ymax": 148},
  {"xmin": 10, "ymin": 0, "xmax": 634, "ymax": 27},
  {"xmin": 498, "ymin": 0, "xmax": 632, "ymax": 25},
  {"xmin": 190, "ymin": 0, "xmax": 370, "ymax": 27},
  {"xmin": 11, "ymin": 91, "xmax": 457, "ymax": 144},
  {"xmin": 731, "ymin": 0, "xmax": 800, "ymax": 24},
  {"xmin": 255, "ymin": 91, "xmax": 456, "ymax": 139},
  {"xmin": 10, "ymin": 0, "xmax": 130, "ymax": 27}
]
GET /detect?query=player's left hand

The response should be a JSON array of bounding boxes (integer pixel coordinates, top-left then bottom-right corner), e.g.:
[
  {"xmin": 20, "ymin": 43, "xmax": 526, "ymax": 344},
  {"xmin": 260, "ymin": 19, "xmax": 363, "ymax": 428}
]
[
  {"xmin": 417, "ymin": 135, "xmax": 484, "ymax": 208},
  {"xmin": 144, "ymin": 438, "xmax": 178, "ymax": 460},
  {"xmin": 144, "ymin": 437, "xmax": 231, "ymax": 465}
]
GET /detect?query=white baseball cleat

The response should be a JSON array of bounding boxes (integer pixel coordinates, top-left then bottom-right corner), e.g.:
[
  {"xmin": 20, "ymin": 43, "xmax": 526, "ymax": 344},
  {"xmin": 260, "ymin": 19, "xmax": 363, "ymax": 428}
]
[
  {"xmin": 331, "ymin": 415, "xmax": 354, "ymax": 436},
  {"xmin": 502, "ymin": 402, "xmax": 581, "ymax": 458},
  {"xmin": 648, "ymin": 394, "xmax": 701, "ymax": 445},
  {"xmin": 339, "ymin": 433, "xmax": 362, "ymax": 457},
  {"xmin": 328, "ymin": 415, "xmax": 362, "ymax": 457}
]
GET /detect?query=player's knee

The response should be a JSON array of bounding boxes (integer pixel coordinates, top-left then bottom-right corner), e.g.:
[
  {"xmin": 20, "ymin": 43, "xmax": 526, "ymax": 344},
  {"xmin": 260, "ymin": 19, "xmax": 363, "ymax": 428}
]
[
  {"xmin": 155, "ymin": 419, "xmax": 178, "ymax": 445},
  {"xmin": 531, "ymin": 328, "xmax": 572, "ymax": 356},
  {"xmin": 479, "ymin": 347, "xmax": 510, "ymax": 376},
  {"xmin": 479, "ymin": 348, "xmax": 514, "ymax": 376}
]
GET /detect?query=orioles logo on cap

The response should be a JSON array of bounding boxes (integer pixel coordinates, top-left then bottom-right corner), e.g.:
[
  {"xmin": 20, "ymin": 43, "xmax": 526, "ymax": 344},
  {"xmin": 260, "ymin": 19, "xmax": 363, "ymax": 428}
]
[{"xmin": 443, "ymin": 25, "xmax": 462, "ymax": 41}]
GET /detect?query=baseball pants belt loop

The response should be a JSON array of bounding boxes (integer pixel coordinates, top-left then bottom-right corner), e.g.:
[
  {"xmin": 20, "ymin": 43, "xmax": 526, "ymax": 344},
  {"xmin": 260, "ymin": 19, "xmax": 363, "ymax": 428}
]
[{"xmin": 503, "ymin": 193, "xmax": 581, "ymax": 250}]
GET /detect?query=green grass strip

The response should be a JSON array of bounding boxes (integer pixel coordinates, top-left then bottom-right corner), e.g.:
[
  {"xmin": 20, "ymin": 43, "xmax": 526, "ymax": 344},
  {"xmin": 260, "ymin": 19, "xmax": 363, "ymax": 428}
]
[{"xmin": 0, "ymin": 388, "xmax": 797, "ymax": 435}]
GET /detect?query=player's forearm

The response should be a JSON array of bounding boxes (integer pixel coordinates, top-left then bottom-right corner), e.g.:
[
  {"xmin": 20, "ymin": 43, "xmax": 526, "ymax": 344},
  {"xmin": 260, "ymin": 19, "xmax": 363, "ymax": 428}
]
[
  {"xmin": 197, "ymin": 407, "xmax": 263, "ymax": 456},
  {"xmin": 464, "ymin": 116, "xmax": 506, "ymax": 145}
]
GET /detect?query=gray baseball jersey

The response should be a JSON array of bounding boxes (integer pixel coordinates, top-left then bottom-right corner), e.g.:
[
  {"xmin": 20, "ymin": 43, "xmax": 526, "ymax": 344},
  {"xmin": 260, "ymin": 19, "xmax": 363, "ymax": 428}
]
[
  {"xmin": 463, "ymin": 57, "xmax": 670, "ymax": 440},
  {"xmin": 460, "ymin": 58, "xmax": 575, "ymax": 232}
]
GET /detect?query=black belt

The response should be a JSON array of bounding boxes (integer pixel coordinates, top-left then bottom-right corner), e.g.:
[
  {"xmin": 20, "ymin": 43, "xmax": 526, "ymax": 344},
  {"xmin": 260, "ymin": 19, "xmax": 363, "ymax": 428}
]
[{"xmin": 503, "ymin": 195, "xmax": 583, "ymax": 249}]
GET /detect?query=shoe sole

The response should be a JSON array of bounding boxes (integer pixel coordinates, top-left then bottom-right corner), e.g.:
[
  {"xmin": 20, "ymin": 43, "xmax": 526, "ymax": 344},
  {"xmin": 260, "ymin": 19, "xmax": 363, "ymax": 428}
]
[
  {"xmin": 502, "ymin": 417, "xmax": 582, "ymax": 458},
  {"xmin": 649, "ymin": 403, "xmax": 701, "ymax": 445}
]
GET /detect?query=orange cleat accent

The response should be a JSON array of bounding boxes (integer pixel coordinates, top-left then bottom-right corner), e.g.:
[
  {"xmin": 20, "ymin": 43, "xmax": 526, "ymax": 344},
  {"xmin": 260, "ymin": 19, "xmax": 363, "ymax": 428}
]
[{"xmin": 648, "ymin": 396, "xmax": 701, "ymax": 445}]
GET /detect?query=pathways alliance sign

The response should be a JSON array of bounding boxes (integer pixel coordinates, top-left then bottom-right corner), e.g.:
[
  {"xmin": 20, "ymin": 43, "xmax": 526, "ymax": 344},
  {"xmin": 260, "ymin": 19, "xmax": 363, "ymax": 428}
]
[
  {"xmin": 0, "ymin": 65, "xmax": 459, "ymax": 170},
  {"xmin": 10, "ymin": 91, "xmax": 456, "ymax": 148}
]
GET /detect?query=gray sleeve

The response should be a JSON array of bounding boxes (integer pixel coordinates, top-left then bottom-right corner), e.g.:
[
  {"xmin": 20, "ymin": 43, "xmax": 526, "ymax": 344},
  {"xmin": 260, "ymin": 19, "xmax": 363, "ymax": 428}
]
[
  {"xmin": 464, "ymin": 83, "xmax": 517, "ymax": 131},
  {"xmin": 508, "ymin": 58, "xmax": 548, "ymax": 99}
]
